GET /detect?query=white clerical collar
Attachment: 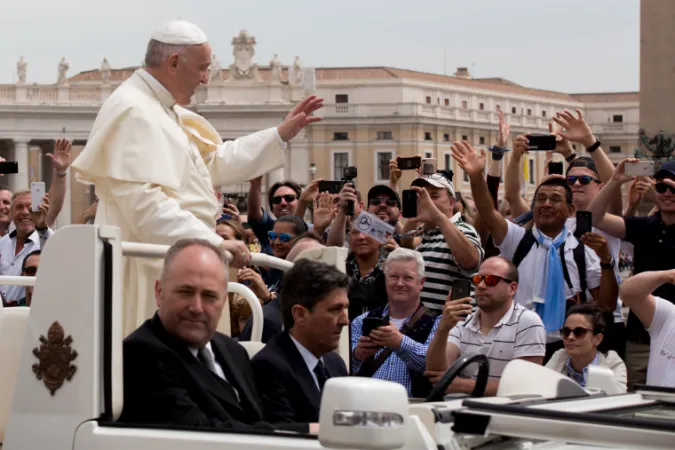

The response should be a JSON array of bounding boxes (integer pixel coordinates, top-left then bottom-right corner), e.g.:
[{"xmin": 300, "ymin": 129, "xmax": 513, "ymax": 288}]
[
  {"xmin": 137, "ymin": 69, "xmax": 177, "ymax": 109},
  {"xmin": 290, "ymin": 334, "xmax": 322, "ymax": 372}
]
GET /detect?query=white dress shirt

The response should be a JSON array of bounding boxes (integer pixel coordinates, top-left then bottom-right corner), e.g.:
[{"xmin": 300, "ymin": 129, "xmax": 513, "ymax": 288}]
[
  {"xmin": 189, "ymin": 342, "xmax": 227, "ymax": 380},
  {"xmin": 290, "ymin": 334, "xmax": 324, "ymax": 390},
  {"xmin": 0, "ymin": 228, "xmax": 53, "ymax": 301}
]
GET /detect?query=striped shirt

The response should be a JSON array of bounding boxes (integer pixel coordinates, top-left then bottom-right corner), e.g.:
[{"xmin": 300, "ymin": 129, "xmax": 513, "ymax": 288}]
[
  {"xmin": 447, "ymin": 302, "xmax": 546, "ymax": 379},
  {"xmin": 416, "ymin": 213, "xmax": 484, "ymax": 310}
]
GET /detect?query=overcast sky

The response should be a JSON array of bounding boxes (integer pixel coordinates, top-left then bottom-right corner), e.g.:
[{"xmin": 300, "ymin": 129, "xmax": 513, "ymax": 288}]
[{"xmin": 0, "ymin": 0, "xmax": 639, "ymax": 93}]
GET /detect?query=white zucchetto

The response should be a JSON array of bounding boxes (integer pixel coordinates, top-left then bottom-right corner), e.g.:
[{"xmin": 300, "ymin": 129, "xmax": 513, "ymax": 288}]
[{"xmin": 151, "ymin": 20, "xmax": 208, "ymax": 45}]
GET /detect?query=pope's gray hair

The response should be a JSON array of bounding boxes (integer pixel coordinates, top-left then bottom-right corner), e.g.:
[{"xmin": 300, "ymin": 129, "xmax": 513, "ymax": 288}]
[
  {"xmin": 383, "ymin": 248, "xmax": 425, "ymax": 280},
  {"xmin": 144, "ymin": 39, "xmax": 194, "ymax": 68}
]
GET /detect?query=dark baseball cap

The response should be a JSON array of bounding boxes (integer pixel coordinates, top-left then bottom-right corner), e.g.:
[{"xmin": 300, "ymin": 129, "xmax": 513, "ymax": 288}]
[
  {"xmin": 654, "ymin": 160, "xmax": 675, "ymax": 179},
  {"xmin": 367, "ymin": 185, "xmax": 401, "ymax": 208}
]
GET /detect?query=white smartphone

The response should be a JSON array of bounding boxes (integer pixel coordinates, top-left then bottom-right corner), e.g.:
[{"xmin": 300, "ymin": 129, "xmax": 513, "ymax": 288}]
[
  {"xmin": 625, "ymin": 161, "xmax": 654, "ymax": 177},
  {"xmin": 31, "ymin": 182, "xmax": 46, "ymax": 212},
  {"xmin": 421, "ymin": 158, "xmax": 437, "ymax": 175}
]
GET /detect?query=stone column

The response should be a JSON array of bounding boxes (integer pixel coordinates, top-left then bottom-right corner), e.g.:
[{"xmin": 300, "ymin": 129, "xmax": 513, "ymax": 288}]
[
  {"xmin": 288, "ymin": 130, "xmax": 310, "ymax": 187},
  {"xmin": 640, "ymin": 0, "xmax": 675, "ymax": 136},
  {"xmin": 11, "ymin": 139, "xmax": 29, "ymax": 191}
]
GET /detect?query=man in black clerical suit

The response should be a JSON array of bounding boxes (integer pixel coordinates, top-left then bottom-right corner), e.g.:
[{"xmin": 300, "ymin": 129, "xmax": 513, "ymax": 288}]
[
  {"xmin": 119, "ymin": 238, "xmax": 312, "ymax": 433},
  {"xmin": 251, "ymin": 259, "xmax": 350, "ymax": 423}
]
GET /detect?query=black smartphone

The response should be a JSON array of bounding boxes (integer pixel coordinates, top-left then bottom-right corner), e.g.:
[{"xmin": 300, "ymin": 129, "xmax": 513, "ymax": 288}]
[
  {"xmin": 402, "ymin": 189, "xmax": 417, "ymax": 218},
  {"xmin": 548, "ymin": 161, "xmax": 564, "ymax": 175},
  {"xmin": 362, "ymin": 317, "xmax": 388, "ymax": 336},
  {"xmin": 318, "ymin": 180, "xmax": 346, "ymax": 194},
  {"xmin": 0, "ymin": 161, "xmax": 18, "ymax": 174},
  {"xmin": 527, "ymin": 134, "xmax": 557, "ymax": 151},
  {"xmin": 575, "ymin": 211, "xmax": 593, "ymax": 238},
  {"xmin": 397, "ymin": 156, "xmax": 421, "ymax": 171},
  {"xmin": 451, "ymin": 279, "xmax": 472, "ymax": 301}
]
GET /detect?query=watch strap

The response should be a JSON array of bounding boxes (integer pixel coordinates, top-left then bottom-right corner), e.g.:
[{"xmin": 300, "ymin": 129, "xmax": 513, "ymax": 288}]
[
  {"xmin": 565, "ymin": 152, "xmax": 578, "ymax": 163},
  {"xmin": 586, "ymin": 140, "xmax": 601, "ymax": 153}
]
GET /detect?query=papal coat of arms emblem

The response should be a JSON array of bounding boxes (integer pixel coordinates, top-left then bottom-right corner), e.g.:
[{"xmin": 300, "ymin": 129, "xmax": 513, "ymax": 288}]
[{"xmin": 32, "ymin": 321, "xmax": 78, "ymax": 395}]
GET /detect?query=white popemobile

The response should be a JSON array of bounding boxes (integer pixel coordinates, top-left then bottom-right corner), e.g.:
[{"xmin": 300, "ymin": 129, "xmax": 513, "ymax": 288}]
[{"xmin": 0, "ymin": 225, "xmax": 674, "ymax": 449}]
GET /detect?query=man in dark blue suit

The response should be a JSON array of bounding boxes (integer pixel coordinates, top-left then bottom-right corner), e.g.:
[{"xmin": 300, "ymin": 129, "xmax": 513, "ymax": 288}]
[{"xmin": 251, "ymin": 259, "xmax": 349, "ymax": 423}]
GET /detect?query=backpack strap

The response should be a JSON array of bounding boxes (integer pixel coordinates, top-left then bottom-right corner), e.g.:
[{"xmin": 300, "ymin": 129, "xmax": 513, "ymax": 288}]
[
  {"xmin": 558, "ymin": 242, "xmax": 574, "ymax": 291},
  {"xmin": 512, "ymin": 229, "xmax": 537, "ymax": 267},
  {"xmin": 573, "ymin": 241, "xmax": 588, "ymax": 303}
]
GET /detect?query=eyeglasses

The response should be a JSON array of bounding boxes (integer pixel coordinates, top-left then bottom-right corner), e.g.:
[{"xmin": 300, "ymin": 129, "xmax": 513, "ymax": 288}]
[
  {"xmin": 534, "ymin": 194, "xmax": 565, "ymax": 205},
  {"xmin": 369, "ymin": 197, "xmax": 398, "ymax": 207},
  {"xmin": 23, "ymin": 266, "xmax": 37, "ymax": 276},
  {"xmin": 655, "ymin": 183, "xmax": 675, "ymax": 194},
  {"xmin": 567, "ymin": 175, "xmax": 601, "ymax": 186},
  {"xmin": 271, "ymin": 194, "xmax": 297, "ymax": 205},
  {"xmin": 559, "ymin": 326, "xmax": 594, "ymax": 339},
  {"xmin": 267, "ymin": 231, "xmax": 293, "ymax": 243},
  {"xmin": 470, "ymin": 274, "xmax": 512, "ymax": 287}
]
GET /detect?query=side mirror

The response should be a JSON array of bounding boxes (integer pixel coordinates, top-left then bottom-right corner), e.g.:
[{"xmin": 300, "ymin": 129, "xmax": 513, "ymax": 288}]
[{"xmin": 318, "ymin": 377, "xmax": 408, "ymax": 449}]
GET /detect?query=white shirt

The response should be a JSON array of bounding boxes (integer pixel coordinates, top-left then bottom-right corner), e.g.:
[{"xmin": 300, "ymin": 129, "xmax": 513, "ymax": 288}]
[
  {"xmin": 290, "ymin": 334, "xmax": 323, "ymax": 390},
  {"xmin": 566, "ymin": 217, "xmax": 624, "ymax": 324},
  {"xmin": 497, "ymin": 220, "xmax": 602, "ymax": 341},
  {"xmin": 646, "ymin": 296, "xmax": 675, "ymax": 388},
  {"xmin": 448, "ymin": 302, "xmax": 546, "ymax": 379},
  {"xmin": 189, "ymin": 342, "xmax": 227, "ymax": 381},
  {"xmin": 0, "ymin": 228, "xmax": 53, "ymax": 301}
]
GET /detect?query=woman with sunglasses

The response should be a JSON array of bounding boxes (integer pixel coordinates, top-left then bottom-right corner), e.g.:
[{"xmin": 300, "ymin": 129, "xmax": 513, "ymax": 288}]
[
  {"xmin": 545, "ymin": 304, "xmax": 627, "ymax": 392},
  {"xmin": 264, "ymin": 215, "xmax": 308, "ymax": 295}
]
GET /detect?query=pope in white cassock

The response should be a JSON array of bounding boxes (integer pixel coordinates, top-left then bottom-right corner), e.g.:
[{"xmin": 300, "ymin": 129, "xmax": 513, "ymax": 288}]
[{"xmin": 71, "ymin": 20, "xmax": 324, "ymax": 336}]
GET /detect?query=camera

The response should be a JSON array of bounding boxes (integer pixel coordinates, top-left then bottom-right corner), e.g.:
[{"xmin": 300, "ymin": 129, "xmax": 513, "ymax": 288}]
[{"xmin": 342, "ymin": 166, "xmax": 358, "ymax": 216}]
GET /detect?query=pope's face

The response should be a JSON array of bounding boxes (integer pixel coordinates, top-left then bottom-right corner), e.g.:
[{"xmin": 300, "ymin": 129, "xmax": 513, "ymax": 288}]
[{"xmin": 173, "ymin": 43, "xmax": 211, "ymax": 105}]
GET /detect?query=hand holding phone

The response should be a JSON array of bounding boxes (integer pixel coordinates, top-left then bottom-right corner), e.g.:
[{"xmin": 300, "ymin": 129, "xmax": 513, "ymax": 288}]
[
  {"xmin": 362, "ymin": 317, "xmax": 388, "ymax": 337},
  {"xmin": 397, "ymin": 156, "xmax": 421, "ymax": 171},
  {"xmin": 548, "ymin": 161, "xmax": 564, "ymax": 175},
  {"xmin": 624, "ymin": 160, "xmax": 654, "ymax": 177},
  {"xmin": 441, "ymin": 296, "xmax": 473, "ymax": 329},
  {"xmin": 402, "ymin": 189, "xmax": 417, "ymax": 218},
  {"xmin": 574, "ymin": 211, "xmax": 593, "ymax": 238},
  {"xmin": 31, "ymin": 182, "xmax": 46, "ymax": 212},
  {"xmin": 527, "ymin": 134, "xmax": 557, "ymax": 151}
]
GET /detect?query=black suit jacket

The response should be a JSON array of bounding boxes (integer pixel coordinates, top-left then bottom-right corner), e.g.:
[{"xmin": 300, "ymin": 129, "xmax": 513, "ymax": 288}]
[
  {"xmin": 120, "ymin": 313, "xmax": 306, "ymax": 432},
  {"xmin": 251, "ymin": 331, "xmax": 348, "ymax": 423},
  {"xmin": 239, "ymin": 296, "xmax": 283, "ymax": 343}
]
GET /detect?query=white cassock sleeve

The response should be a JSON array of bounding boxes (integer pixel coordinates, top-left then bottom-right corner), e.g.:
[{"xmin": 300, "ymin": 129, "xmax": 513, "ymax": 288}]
[
  {"xmin": 201, "ymin": 127, "xmax": 286, "ymax": 188},
  {"xmin": 104, "ymin": 179, "xmax": 223, "ymax": 248}
]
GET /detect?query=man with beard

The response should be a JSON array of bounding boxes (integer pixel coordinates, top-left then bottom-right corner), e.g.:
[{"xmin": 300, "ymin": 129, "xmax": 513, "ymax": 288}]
[{"xmin": 425, "ymin": 256, "xmax": 545, "ymax": 396}]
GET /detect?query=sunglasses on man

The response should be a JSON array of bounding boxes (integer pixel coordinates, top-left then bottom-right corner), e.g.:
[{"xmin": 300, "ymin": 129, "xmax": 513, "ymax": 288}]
[
  {"xmin": 271, "ymin": 194, "xmax": 297, "ymax": 205},
  {"xmin": 470, "ymin": 274, "xmax": 512, "ymax": 287},
  {"xmin": 369, "ymin": 197, "xmax": 398, "ymax": 207},
  {"xmin": 567, "ymin": 175, "xmax": 601, "ymax": 186},
  {"xmin": 655, "ymin": 182, "xmax": 675, "ymax": 194},
  {"xmin": 267, "ymin": 231, "xmax": 293, "ymax": 243},
  {"xmin": 559, "ymin": 326, "xmax": 594, "ymax": 339}
]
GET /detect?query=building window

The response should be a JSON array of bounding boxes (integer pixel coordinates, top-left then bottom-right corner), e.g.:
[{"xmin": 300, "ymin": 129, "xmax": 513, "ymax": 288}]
[
  {"xmin": 527, "ymin": 108, "xmax": 532, "ymax": 116},
  {"xmin": 424, "ymin": 132, "xmax": 432, "ymax": 141},
  {"xmin": 461, "ymin": 100, "xmax": 468, "ymax": 109},
  {"xmin": 479, "ymin": 136, "xmax": 486, "ymax": 145},
  {"xmin": 496, "ymin": 104, "xmax": 501, "ymax": 112},
  {"xmin": 479, "ymin": 103, "xmax": 485, "ymax": 111},
  {"xmin": 463, "ymin": 170, "xmax": 470, "ymax": 183},
  {"xmin": 376, "ymin": 131, "xmax": 393, "ymax": 140},
  {"xmin": 462, "ymin": 135, "xmax": 468, "ymax": 141},
  {"xmin": 425, "ymin": 151, "xmax": 433, "ymax": 158},
  {"xmin": 376, "ymin": 152, "xmax": 392, "ymax": 181},
  {"xmin": 437, "ymin": 97, "xmax": 440, "ymax": 104},
  {"xmin": 335, "ymin": 94, "xmax": 349, "ymax": 103},
  {"xmin": 444, "ymin": 98, "xmax": 449, "ymax": 106},
  {"xmin": 609, "ymin": 145, "xmax": 622, "ymax": 153},
  {"xmin": 333, "ymin": 132, "xmax": 349, "ymax": 141},
  {"xmin": 426, "ymin": 96, "xmax": 432, "ymax": 104},
  {"xmin": 333, "ymin": 152, "xmax": 349, "ymax": 180},
  {"xmin": 613, "ymin": 115, "xmax": 623, "ymax": 123},
  {"xmin": 542, "ymin": 110, "xmax": 547, "ymax": 118},
  {"xmin": 443, "ymin": 133, "xmax": 450, "ymax": 142},
  {"xmin": 529, "ymin": 160, "xmax": 535, "ymax": 184},
  {"xmin": 444, "ymin": 154, "xmax": 451, "ymax": 170},
  {"xmin": 511, "ymin": 106, "xmax": 517, "ymax": 114}
]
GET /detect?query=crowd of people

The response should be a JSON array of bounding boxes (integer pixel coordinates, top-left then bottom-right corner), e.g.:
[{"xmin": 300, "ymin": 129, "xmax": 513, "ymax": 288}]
[{"xmin": 2, "ymin": 19, "xmax": 674, "ymax": 436}]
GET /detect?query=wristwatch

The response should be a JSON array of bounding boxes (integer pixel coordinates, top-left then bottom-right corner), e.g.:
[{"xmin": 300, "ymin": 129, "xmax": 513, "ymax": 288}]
[
  {"xmin": 565, "ymin": 152, "xmax": 578, "ymax": 163},
  {"xmin": 600, "ymin": 258, "xmax": 615, "ymax": 270},
  {"xmin": 586, "ymin": 140, "xmax": 601, "ymax": 153},
  {"xmin": 488, "ymin": 146, "xmax": 510, "ymax": 161}
]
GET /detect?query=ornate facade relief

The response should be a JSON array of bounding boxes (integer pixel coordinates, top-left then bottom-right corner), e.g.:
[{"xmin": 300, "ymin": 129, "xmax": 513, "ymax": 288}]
[
  {"xmin": 227, "ymin": 30, "xmax": 262, "ymax": 82},
  {"xmin": 289, "ymin": 56, "xmax": 303, "ymax": 85},
  {"xmin": 269, "ymin": 53, "xmax": 282, "ymax": 82}
]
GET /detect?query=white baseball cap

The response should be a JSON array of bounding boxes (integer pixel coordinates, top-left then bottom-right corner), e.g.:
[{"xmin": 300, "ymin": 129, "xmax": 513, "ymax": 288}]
[{"xmin": 411, "ymin": 173, "xmax": 455, "ymax": 197}]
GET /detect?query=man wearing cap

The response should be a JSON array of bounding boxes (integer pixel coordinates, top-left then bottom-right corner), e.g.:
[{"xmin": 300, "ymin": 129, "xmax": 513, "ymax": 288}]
[
  {"xmin": 589, "ymin": 158, "xmax": 675, "ymax": 388},
  {"xmin": 71, "ymin": 20, "xmax": 324, "ymax": 336},
  {"xmin": 400, "ymin": 172, "xmax": 484, "ymax": 312}
]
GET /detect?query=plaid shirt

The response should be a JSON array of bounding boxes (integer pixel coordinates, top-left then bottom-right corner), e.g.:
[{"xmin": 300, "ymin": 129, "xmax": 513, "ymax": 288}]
[
  {"xmin": 350, "ymin": 306, "xmax": 441, "ymax": 396},
  {"xmin": 565, "ymin": 352, "xmax": 600, "ymax": 387}
]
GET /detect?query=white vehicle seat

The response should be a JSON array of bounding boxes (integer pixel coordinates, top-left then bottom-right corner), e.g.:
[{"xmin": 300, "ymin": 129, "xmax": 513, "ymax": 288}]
[
  {"xmin": 0, "ymin": 306, "xmax": 30, "ymax": 442},
  {"xmin": 238, "ymin": 341, "xmax": 266, "ymax": 358}
]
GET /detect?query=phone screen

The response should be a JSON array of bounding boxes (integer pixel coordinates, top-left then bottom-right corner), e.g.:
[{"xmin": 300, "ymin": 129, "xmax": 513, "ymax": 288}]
[
  {"xmin": 318, "ymin": 180, "xmax": 346, "ymax": 194},
  {"xmin": 527, "ymin": 134, "xmax": 557, "ymax": 151},
  {"xmin": 31, "ymin": 182, "xmax": 46, "ymax": 212},
  {"xmin": 575, "ymin": 211, "xmax": 593, "ymax": 238},
  {"xmin": 548, "ymin": 161, "xmax": 564, "ymax": 175},
  {"xmin": 362, "ymin": 317, "xmax": 387, "ymax": 336},
  {"xmin": 398, "ymin": 157, "xmax": 421, "ymax": 170},
  {"xmin": 402, "ymin": 189, "xmax": 417, "ymax": 218}
]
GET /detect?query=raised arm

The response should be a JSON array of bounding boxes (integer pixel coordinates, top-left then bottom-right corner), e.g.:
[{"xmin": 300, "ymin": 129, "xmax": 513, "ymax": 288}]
[
  {"xmin": 452, "ymin": 141, "xmax": 509, "ymax": 245},
  {"xmin": 619, "ymin": 269, "xmax": 675, "ymax": 329},
  {"xmin": 247, "ymin": 176, "xmax": 264, "ymax": 222},
  {"xmin": 45, "ymin": 138, "xmax": 72, "ymax": 227},
  {"xmin": 587, "ymin": 159, "xmax": 638, "ymax": 240},
  {"xmin": 504, "ymin": 135, "xmax": 532, "ymax": 219}
]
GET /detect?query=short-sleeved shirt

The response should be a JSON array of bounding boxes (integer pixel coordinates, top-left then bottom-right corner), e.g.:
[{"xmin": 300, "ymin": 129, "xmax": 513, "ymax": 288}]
[
  {"xmin": 447, "ymin": 302, "xmax": 546, "ymax": 379},
  {"xmin": 646, "ymin": 296, "xmax": 675, "ymax": 387},
  {"xmin": 624, "ymin": 213, "xmax": 675, "ymax": 344},
  {"xmin": 416, "ymin": 213, "xmax": 484, "ymax": 310},
  {"xmin": 0, "ymin": 228, "xmax": 53, "ymax": 301}
]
